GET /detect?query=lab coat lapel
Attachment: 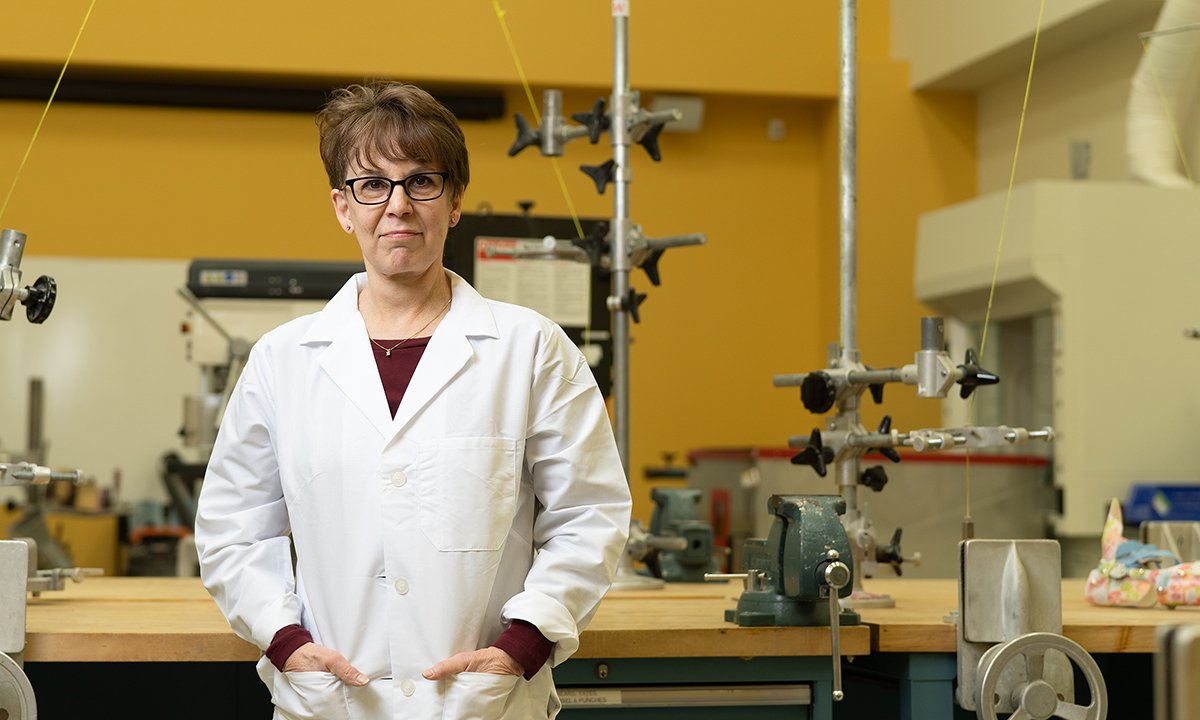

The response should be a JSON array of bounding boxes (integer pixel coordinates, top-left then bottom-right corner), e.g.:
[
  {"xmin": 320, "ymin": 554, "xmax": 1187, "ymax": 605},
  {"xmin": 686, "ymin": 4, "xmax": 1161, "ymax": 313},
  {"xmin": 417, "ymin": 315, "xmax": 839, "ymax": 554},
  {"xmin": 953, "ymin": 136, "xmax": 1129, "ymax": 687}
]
[
  {"xmin": 390, "ymin": 271, "xmax": 498, "ymax": 434},
  {"xmin": 307, "ymin": 275, "xmax": 394, "ymax": 438}
]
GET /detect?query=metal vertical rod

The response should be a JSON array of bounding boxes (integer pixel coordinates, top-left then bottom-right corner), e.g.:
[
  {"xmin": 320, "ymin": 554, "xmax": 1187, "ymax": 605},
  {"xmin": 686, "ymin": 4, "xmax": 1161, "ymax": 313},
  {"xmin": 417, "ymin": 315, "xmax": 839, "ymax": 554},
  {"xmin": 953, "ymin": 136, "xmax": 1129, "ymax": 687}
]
[
  {"xmin": 27, "ymin": 377, "xmax": 44, "ymax": 465},
  {"xmin": 838, "ymin": 0, "xmax": 857, "ymax": 360},
  {"xmin": 837, "ymin": 0, "xmax": 860, "ymax": 522},
  {"xmin": 611, "ymin": 9, "xmax": 632, "ymax": 474}
]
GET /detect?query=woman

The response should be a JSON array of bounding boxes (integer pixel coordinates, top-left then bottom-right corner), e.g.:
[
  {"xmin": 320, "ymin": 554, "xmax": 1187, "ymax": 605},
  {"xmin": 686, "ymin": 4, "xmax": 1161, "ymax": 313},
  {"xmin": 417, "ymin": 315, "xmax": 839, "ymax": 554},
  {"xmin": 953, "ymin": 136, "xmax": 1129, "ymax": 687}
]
[{"xmin": 195, "ymin": 81, "xmax": 631, "ymax": 720}]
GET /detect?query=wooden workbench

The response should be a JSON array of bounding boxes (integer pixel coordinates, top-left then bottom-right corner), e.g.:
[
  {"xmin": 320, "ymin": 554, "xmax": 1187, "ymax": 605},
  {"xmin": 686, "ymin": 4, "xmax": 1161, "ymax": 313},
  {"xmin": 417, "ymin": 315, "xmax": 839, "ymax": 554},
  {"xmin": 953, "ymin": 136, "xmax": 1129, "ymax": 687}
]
[
  {"xmin": 855, "ymin": 578, "xmax": 1200, "ymax": 654},
  {"xmin": 22, "ymin": 577, "xmax": 871, "ymax": 662},
  {"xmin": 22, "ymin": 576, "xmax": 1200, "ymax": 663}
]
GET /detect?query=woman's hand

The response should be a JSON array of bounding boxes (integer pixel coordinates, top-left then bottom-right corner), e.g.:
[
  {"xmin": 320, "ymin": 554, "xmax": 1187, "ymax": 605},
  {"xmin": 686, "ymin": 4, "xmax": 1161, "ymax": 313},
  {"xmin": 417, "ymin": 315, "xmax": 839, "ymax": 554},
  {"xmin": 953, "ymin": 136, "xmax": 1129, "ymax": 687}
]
[
  {"xmin": 282, "ymin": 642, "xmax": 370, "ymax": 686},
  {"xmin": 422, "ymin": 647, "xmax": 523, "ymax": 680}
]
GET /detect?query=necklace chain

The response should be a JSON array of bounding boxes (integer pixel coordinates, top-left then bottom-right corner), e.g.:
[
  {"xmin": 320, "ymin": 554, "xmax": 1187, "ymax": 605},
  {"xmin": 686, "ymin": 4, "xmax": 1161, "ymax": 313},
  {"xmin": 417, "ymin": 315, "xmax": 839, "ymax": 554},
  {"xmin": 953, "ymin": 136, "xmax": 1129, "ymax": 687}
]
[{"xmin": 370, "ymin": 296, "xmax": 452, "ymax": 357}]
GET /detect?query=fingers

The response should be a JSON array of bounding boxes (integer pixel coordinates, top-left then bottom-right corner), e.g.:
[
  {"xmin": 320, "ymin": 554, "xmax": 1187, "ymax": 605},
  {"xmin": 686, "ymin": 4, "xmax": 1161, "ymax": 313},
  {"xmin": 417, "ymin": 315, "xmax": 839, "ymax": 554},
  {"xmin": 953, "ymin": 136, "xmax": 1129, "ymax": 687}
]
[
  {"xmin": 422, "ymin": 651, "xmax": 472, "ymax": 680},
  {"xmin": 327, "ymin": 653, "xmax": 369, "ymax": 686},
  {"xmin": 422, "ymin": 648, "xmax": 523, "ymax": 680},
  {"xmin": 282, "ymin": 643, "xmax": 368, "ymax": 686}
]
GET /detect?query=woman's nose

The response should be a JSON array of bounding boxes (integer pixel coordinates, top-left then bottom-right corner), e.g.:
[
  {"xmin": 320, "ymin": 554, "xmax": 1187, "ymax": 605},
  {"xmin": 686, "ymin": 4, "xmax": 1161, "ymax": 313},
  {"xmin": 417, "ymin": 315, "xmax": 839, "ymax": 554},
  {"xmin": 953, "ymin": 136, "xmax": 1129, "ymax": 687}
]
[{"xmin": 386, "ymin": 187, "xmax": 413, "ymax": 215}]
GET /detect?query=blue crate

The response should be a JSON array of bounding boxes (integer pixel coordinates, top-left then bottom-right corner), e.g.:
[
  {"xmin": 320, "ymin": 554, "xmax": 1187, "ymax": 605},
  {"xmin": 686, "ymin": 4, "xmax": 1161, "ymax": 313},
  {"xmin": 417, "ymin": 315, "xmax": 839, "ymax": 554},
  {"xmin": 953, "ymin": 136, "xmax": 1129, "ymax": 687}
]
[{"xmin": 1124, "ymin": 484, "xmax": 1200, "ymax": 523}]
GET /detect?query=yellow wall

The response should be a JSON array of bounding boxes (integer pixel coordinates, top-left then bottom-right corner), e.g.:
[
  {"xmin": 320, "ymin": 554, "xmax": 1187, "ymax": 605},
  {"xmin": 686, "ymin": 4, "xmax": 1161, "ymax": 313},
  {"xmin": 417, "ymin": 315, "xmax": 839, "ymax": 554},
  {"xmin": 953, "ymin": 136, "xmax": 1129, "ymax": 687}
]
[{"xmin": 0, "ymin": 1, "xmax": 975, "ymax": 523}]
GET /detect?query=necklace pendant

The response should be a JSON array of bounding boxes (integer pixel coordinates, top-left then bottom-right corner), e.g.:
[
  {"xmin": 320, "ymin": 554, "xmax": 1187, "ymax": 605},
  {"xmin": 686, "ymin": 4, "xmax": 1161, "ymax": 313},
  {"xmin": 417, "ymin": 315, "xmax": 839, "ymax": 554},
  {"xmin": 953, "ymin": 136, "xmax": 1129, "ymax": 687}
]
[{"xmin": 385, "ymin": 349, "xmax": 392, "ymax": 357}]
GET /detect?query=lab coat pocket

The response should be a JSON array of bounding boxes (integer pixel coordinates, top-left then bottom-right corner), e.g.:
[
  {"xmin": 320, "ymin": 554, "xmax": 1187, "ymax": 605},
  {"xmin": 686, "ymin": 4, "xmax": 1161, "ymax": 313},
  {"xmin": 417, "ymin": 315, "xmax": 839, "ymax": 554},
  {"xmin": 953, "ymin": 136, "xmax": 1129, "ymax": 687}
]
[
  {"xmin": 442, "ymin": 671, "xmax": 520, "ymax": 720},
  {"xmin": 257, "ymin": 656, "xmax": 351, "ymax": 720},
  {"xmin": 418, "ymin": 437, "xmax": 519, "ymax": 551}
]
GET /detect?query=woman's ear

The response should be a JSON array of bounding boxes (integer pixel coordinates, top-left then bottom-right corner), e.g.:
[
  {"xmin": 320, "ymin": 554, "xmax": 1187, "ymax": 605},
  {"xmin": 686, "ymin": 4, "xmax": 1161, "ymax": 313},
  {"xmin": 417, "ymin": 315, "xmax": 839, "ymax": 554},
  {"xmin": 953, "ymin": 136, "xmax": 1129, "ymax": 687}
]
[{"xmin": 331, "ymin": 188, "xmax": 353, "ymax": 233}]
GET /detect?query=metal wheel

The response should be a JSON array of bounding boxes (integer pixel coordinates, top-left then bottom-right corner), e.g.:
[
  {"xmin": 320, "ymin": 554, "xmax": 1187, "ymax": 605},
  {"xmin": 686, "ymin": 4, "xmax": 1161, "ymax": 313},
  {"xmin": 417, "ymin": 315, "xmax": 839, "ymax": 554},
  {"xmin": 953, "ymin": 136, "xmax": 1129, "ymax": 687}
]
[
  {"xmin": 0, "ymin": 652, "xmax": 36, "ymax": 719},
  {"xmin": 975, "ymin": 632, "xmax": 1106, "ymax": 720}
]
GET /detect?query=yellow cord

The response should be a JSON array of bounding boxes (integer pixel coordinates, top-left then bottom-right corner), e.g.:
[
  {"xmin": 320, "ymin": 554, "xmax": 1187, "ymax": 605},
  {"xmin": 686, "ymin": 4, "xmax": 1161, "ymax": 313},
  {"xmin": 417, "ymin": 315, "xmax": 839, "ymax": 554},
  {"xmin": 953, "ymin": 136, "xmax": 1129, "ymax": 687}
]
[
  {"xmin": 0, "ymin": 0, "xmax": 98, "ymax": 225},
  {"xmin": 492, "ymin": 1, "xmax": 586, "ymax": 240},
  {"xmin": 492, "ymin": 1, "xmax": 593, "ymax": 348},
  {"xmin": 965, "ymin": 0, "xmax": 1047, "ymax": 520}
]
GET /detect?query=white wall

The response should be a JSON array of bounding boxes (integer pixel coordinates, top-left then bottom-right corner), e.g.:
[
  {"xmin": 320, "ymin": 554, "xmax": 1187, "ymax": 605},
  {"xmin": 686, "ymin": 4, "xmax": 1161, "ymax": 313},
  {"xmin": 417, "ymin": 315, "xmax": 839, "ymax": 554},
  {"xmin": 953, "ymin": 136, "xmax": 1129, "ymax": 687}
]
[{"xmin": 977, "ymin": 18, "xmax": 1160, "ymax": 192}]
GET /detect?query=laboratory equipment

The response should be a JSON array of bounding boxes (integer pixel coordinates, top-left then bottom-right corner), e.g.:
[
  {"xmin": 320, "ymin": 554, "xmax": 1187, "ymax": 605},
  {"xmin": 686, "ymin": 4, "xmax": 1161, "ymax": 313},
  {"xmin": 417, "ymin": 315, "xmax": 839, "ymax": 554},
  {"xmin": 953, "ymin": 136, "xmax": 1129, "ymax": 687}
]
[
  {"xmin": 506, "ymin": 5, "xmax": 707, "ymax": 590},
  {"xmin": 954, "ymin": 539, "xmax": 1107, "ymax": 719},
  {"xmin": 639, "ymin": 488, "xmax": 718, "ymax": 583},
  {"xmin": 706, "ymin": 494, "xmax": 858, "ymax": 702},
  {"xmin": 774, "ymin": 0, "xmax": 1054, "ymax": 608},
  {"xmin": 166, "ymin": 259, "xmax": 362, "ymax": 527}
]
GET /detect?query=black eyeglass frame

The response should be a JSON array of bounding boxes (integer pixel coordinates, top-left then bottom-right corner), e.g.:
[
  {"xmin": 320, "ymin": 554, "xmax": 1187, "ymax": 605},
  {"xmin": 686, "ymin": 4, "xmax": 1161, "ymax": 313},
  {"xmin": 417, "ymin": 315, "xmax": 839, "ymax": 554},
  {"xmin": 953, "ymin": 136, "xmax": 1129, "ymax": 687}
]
[{"xmin": 343, "ymin": 172, "xmax": 451, "ymax": 205}]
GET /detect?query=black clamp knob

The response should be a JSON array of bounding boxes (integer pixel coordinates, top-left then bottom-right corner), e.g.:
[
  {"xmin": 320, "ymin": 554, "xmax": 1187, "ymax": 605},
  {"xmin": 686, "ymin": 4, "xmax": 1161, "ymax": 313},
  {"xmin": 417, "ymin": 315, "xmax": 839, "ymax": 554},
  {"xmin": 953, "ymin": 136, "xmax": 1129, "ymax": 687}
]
[
  {"xmin": 876, "ymin": 415, "xmax": 901, "ymax": 463},
  {"xmin": 580, "ymin": 159, "xmax": 617, "ymax": 194},
  {"xmin": 875, "ymin": 528, "xmax": 907, "ymax": 576},
  {"xmin": 864, "ymin": 365, "xmax": 886, "ymax": 404},
  {"xmin": 957, "ymin": 348, "xmax": 1000, "ymax": 399},
  {"xmin": 638, "ymin": 123, "xmax": 666, "ymax": 161},
  {"xmin": 570, "ymin": 98, "xmax": 610, "ymax": 144},
  {"xmin": 790, "ymin": 428, "xmax": 835, "ymax": 478},
  {"xmin": 622, "ymin": 288, "xmax": 647, "ymax": 324},
  {"xmin": 22, "ymin": 275, "xmax": 56, "ymax": 324},
  {"xmin": 800, "ymin": 371, "xmax": 838, "ymax": 414},
  {"xmin": 507, "ymin": 114, "xmax": 540, "ymax": 157},
  {"xmin": 571, "ymin": 222, "xmax": 610, "ymax": 269},
  {"xmin": 640, "ymin": 248, "xmax": 666, "ymax": 286},
  {"xmin": 860, "ymin": 465, "xmax": 888, "ymax": 492}
]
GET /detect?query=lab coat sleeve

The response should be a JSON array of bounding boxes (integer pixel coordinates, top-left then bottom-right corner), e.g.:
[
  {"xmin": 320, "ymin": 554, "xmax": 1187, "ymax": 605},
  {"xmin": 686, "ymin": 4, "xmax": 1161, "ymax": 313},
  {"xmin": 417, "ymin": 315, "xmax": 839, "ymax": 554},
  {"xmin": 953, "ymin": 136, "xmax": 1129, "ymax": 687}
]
[
  {"xmin": 194, "ymin": 343, "xmax": 303, "ymax": 650},
  {"xmin": 501, "ymin": 327, "xmax": 632, "ymax": 666}
]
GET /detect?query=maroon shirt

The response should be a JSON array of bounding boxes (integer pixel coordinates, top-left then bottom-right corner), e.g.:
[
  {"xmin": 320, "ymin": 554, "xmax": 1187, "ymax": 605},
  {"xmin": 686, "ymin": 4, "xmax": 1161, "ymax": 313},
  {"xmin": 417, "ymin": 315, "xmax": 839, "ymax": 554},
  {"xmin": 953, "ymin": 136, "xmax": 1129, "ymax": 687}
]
[{"xmin": 267, "ymin": 336, "xmax": 552, "ymax": 679}]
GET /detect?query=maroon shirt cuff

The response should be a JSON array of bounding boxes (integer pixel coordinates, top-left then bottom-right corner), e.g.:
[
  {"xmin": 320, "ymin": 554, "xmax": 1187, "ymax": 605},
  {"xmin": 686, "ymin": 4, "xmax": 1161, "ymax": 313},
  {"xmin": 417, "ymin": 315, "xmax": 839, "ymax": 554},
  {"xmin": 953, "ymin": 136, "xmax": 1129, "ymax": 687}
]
[
  {"xmin": 491, "ymin": 619, "xmax": 553, "ymax": 680},
  {"xmin": 267, "ymin": 624, "xmax": 313, "ymax": 671}
]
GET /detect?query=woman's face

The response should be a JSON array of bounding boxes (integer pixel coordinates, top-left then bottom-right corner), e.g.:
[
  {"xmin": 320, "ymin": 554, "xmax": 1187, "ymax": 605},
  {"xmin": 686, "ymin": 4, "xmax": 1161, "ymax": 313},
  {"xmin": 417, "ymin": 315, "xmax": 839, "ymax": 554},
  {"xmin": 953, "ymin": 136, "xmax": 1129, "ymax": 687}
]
[{"xmin": 330, "ymin": 154, "xmax": 462, "ymax": 283}]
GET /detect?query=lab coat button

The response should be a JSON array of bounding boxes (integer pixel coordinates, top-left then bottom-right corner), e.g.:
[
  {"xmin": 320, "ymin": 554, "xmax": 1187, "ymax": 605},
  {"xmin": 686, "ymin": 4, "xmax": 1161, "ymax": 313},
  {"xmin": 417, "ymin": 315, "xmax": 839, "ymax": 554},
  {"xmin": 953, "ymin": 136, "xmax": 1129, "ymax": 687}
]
[
  {"xmin": 394, "ymin": 578, "xmax": 410, "ymax": 595},
  {"xmin": 400, "ymin": 679, "xmax": 415, "ymax": 696},
  {"xmin": 390, "ymin": 471, "xmax": 407, "ymax": 487}
]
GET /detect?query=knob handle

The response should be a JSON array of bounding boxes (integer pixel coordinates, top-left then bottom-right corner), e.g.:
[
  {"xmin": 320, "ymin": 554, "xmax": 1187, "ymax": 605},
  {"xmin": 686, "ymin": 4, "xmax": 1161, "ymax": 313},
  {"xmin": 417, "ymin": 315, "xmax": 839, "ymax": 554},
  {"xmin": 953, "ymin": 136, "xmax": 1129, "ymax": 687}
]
[
  {"xmin": 790, "ymin": 428, "xmax": 834, "ymax": 477},
  {"xmin": 800, "ymin": 371, "xmax": 838, "ymax": 414},
  {"xmin": 570, "ymin": 97, "xmax": 610, "ymax": 144},
  {"xmin": 860, "ymin": 465, "xmax": 888, "ymax": 492},
  {"xmin": 876, "ymin": 415, "xmax": 901, "ymax": 463},
  {"xmin": 507, "ymin": 113, "xmax": 540, "ymax": 156},
  {"xmin": 571, "ymin": 222, "xmax": 610, "ymax": 269},
  {"xmin": 580, "ymin": 159, "xmax": 617, "ymax": 194},
  {"xmin": 617, "ymin": 288, "xmax": 647, "ymax": 323},
  {"xmin": 22, "ymin": 275, "xmax": 56, "ymax": 324},
  {"xmin": 640, "ymin": 248, "xmax": 665, "ymax": 286},
  {"xmin": 638, "ymin": 122, "xmax": 666, "ymax": 161},
  {"xmin": 957, "ymin": 348, "xmax": 1000, "ymax": 399},
  {"xmin": 875, "ymin": 527, "xmax": 914, "ymax": 576}
]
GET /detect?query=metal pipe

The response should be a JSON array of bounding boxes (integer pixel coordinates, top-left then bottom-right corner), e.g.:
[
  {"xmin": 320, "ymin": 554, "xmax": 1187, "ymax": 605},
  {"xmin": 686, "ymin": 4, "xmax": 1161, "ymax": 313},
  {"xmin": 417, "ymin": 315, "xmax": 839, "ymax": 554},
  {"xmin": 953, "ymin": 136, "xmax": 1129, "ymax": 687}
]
[
  {"xmin": 644, "ymin": 234, "xmax": 706, "ymax": 251},
  {"xmin": 27, "ymin": 377, "xmax": 44, "ymax": 465},
  {"xmin": 838, "ymin": 0, "xmax": 858, "ymax": 360},
  {"xmin": 611, "ymin": 9, "xmax": 632, "ymax": 474}
]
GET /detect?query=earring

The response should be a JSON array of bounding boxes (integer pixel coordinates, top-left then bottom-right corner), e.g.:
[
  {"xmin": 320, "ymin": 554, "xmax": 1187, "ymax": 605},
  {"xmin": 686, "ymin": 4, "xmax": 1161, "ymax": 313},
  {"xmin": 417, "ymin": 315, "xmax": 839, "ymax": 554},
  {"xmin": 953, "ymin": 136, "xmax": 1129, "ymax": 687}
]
[
  {"xmin": 346, "ymin": 224, "xmax": 353, "ymax": 232},
  {"xmin": 449, "ymin": 214, "xmax": 457, "ymax": 225}
]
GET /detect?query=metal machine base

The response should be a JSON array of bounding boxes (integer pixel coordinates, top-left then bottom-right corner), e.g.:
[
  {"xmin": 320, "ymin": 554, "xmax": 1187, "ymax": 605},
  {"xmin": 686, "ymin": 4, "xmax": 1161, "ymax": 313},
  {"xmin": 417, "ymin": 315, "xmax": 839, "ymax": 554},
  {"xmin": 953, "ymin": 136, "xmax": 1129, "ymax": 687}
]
[{"xmin": 725, "ymin": 590, "xmax": 861, "ymax": 629}]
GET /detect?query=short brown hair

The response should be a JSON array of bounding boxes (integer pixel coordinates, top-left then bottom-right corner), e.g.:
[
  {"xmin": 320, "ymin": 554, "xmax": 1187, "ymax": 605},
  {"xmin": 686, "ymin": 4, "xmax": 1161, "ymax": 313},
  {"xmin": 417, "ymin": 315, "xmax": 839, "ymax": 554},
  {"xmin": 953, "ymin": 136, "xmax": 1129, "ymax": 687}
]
[{"xmin": 316, "ymin": 82, "xmax": 469, "ymax": 199}]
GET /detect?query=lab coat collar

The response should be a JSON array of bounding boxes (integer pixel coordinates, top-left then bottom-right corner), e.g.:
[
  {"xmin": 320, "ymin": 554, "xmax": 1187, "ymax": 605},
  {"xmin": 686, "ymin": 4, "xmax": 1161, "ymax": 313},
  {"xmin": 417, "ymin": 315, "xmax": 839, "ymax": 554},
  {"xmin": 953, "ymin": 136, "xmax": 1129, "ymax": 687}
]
[{"xmin": 302, "ymin": 269, "xmax": 499, "ymax": 439}]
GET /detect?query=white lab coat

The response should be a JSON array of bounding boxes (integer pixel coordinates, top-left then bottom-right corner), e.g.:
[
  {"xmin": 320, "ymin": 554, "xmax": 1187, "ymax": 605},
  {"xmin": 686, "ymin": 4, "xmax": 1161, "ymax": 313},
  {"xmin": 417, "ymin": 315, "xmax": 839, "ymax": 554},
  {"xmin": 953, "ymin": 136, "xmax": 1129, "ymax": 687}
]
[{"xmin": 196, "ymin": 271, "xmax": 631, "ymax": 720}]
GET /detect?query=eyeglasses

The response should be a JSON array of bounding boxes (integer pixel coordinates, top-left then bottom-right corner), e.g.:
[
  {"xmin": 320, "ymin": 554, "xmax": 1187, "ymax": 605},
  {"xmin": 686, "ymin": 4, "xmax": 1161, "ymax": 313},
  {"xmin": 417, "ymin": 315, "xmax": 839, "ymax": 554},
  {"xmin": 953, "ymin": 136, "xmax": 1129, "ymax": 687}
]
[{"xmin": 343, "ymin": 172, "xmax": 450, "ymax": 205}]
